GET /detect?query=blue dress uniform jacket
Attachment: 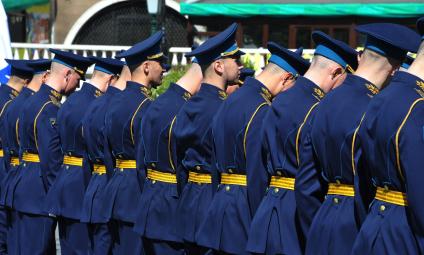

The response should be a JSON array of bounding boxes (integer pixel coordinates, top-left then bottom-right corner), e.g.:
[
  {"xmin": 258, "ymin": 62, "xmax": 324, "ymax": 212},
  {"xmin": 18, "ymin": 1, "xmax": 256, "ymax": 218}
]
[
  {"xmin": 45, "ymin": 82, "xmax": 103, "ymax": 219},
  {"xmin": 0, "ymin": 84, "xmax": 19, "ymax": 183},
  {"xmin": 1, "ymin": 87, "xmax": 35, "ymax": 207},
  {"xmin": 0, "ymin": 84, "xmax": 19, "ymax": 254},
  {"xmin": 173, "ymin": 83, "xmax": 226, "ymax": 244},
  {"xmin": 13, "ymin": 84, "xmax": 62, "ymax": 215},
  {"xmin": 81, "ymin": 86, "xmax": 121, "ymax": 223},
  {"xmin": 133, "ymin": 82, "xmax": 191, "ymax": 242},
  {"xmin": 296, "ymin": 74, "xmax": 379, "ymax": 255},
  {"xmin": 196, "ymin": 77, "xmax": 271, "ymax": 255},
  {"xmin": 101, "ymin": 81, "xmax": 151, "ymax": 223},
  {"xmin": 247, "ymin": 76, "xmax": 325, "ymax": 255},
  {"xmin": 352, "ymin": 71, "xmax": 424, "ymax": 254}
]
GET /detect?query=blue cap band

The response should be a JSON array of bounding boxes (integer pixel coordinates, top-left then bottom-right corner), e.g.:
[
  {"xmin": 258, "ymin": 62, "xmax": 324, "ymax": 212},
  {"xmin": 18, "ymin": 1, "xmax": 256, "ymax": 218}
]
[
  {"xmin": 364, "ymin": 36, "xmax": 407, "ymax": 61},
  {"xmin": 216, "ymin": 43, "xmax": 241, "ymax": 60},
  {"xmin": 33, "ymin": 71, "xmax": 46, "ymax": 75},
  {"xmin": 52, "ymin": 58, "xmax": 74, "ymax": 70},
  {"xmin": 94, "ymin": 66, "xmax": 114, "ymax": 75},
  {"xmin": 192, "ymin": 57, "xmax": 198, "ymax": 64},
  {"xmin": 268, "ymin": 54, "xmax": 298, "ymax": 76},
  {"xmin": 401, "ymin": 62, "xmax": 411, "ymax": 69},
  {"xmin": 314, "ymin": 45, "xmax": 347, "ymax": 68}
]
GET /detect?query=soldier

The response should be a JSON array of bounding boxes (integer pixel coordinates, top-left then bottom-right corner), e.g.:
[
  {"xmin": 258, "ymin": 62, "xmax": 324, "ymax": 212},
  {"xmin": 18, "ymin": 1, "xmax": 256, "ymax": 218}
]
[
  {"xmin": 295, "ymin": 23, "xmax": 417, "ymax": 255},
  {"xmin": 246, "ymin": 33, "xmax": 358, "ymax": 255},
  {"xmin": 0, "ymin": 59, "xmax": 33, "ymax": 254},
  {"xmin": 44, "ymin": 56, "xmax": 122, "ymax": 254},
  {"xmin": 352, "ymin": 22, "xmax": 423, "ymax": 254},
  {"xmin": 1, "ymin": 59, "xmax": 50, "ymax": 254},
  {"xmin": 99, "ymin": 31, "xmax": 165, "ymax": 254},
  {"xmin": 12, "ymin": 49, "xmax": 92, "ymax": 254},
  {"xmin": 132, "ymin": 29, "xmax": 204, "ymax": 254},
  {"xmin": 172, "ymin": 23, "xmax": 244, "ymax": 255},
  {"xmin": 80, "ymin": 61, "xmax": 129, "ymax": 255},
  {"xmin": 194, "ymin": 37, "xmax": 299, "ymax": 253}
]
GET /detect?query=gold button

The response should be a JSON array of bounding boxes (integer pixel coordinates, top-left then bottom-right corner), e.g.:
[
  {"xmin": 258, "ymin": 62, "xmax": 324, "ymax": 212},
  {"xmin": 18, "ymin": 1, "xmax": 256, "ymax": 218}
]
[
  {"xmin": 151, "ymin": 163, "xmax": 156, "ymax": 168},
  {"xmin": 152, "ymin": 180, "xmax": 156, "ymax": 184},
  {"xmin": 66, "ymin": 165, "xmax": 70, "ymax": 170},
  {"xmin": 276, "ymin": 171, "xmax": 282, "ymax": 176},
  {"xmin": 196, "ymin": 165, "xmax": 201, "ymax": 171},
  {"xmin": 274, "ymin": 188, "xmax": 279, "ymax": 193},
  {"xmin": 68, "ymin": 152, "xmax": 71, "ymax": 156},
  {"xmin": 384, "ymin": 185, "xmax": 389, "ymax": 192},
  {"xmin": 225, "ymin": 185, "xmax": 230, "ymax": 191},
  {"xmin": 336, "ymin": 179, "xmax": 341, "ymax": 185},
  {"xmin": 228, "ymin": 169, "xmax": 233, "ymax": 174},
  {"xmin": 333, "ymin": 197, "xmax": 339, "ymax": 204},
  {"xmin": 380, "ymin": 205, "xmax": 386, "ymax": 211},
  {"xmin": 120, "ymin": 168, "xmax": 123, "ymax": 172},
  {"xmin": 23, "ymin": 163, "xmax": 26, "ymax": 167}
]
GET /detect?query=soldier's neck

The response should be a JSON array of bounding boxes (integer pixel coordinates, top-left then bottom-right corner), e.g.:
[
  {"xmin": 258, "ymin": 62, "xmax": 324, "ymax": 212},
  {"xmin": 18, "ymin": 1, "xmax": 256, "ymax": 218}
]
[
  {"xmin": 130, "ymin": 74, "xmax": 151, "ymax": 89},
  {"xmin": 303, "ymin": 68, "xmax": 333, "ymax": 93},
  {"xmin": 6, "ymin": 76, "xmax": 25, "ymax": 92},
  {"xmin": 26, "ymin": 74, "xmax": 42, "ymax": 92},
  {"xmin": 407, "ymin": 56, "xmax": 424, "ymax": 82},
  {"xmin": 354, "ymin": 64, "xmax": 392, "ymax": 90},
  {"xmin": 45, "ymin": 76, "xmax": 66, "ymax": 94},
  {"xmin": 89, "ymin": 77, "xmax": 108, "ymax": 93},
  {"xmin": 175, "ymin": 63, "xmax": 203, "ymax": 95}
]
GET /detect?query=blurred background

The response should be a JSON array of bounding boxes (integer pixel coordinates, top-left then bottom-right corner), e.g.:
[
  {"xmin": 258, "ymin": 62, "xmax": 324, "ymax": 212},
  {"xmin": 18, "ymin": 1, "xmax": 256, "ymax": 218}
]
[{"xmin": 3, "ymin": 0, "xmax": 424, "ymax": 94}]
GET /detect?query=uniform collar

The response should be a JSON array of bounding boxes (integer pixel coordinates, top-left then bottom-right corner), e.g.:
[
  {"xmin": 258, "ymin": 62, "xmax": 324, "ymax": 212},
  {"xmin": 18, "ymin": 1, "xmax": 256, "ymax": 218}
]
[
  {"xmin": 126, "ymin": 81, "xmax": 151, "ymax": 98},
  {"xmin": 2, "ymin": 84, "xmax": 20, "ymax": 99},
  {"xmin": 40, "ymin": 83, "xmax": 62, "ymax": 101},
  {"xmin": 244, "ymin": 77, "xmax": 273, "ymax": 103},
  {"xmin": 391, "ymin": 71, "xmax": 424, "ymax": 97},
  {"xmin": 81, "ymin": 82, "xmax": 103, "ymax": 98},
  {"xmin": 199, "ymin": 83, "xmax": 227, "ymax": 100},
  {"xmin": 296, "ymin": 76, "xmax": 325, "ymax": 101},
  {"xmin": 344, "ymin": 74, "xmax": 379, "ymax": 96},
  {"xmin": 21, "ymin": 86, "xmax": 35, "ymax": 96},
  {"xmin": 106, "ymin": 86, "xmax": 121, "ymax": 95},
  {"xmin": 169, "ymin": 82, "xmax": 192, "ymax": 101}
]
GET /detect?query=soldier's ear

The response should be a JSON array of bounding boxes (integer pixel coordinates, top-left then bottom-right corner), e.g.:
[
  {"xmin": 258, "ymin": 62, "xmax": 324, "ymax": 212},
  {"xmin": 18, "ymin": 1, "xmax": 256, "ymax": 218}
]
[
  {"xmin": 213, "ymin": 60, "xmax": 224, "ymax": 75},
  {"xmin": 331, "ymin": 66, "xmax": 343, "ymax": 79},
  {"xmin": 64, "ymin": 69, "xmax": 72, "ymax": 82},
  {"xmin": 42, "ymin": 71, "xmax": 50, "ymax": 83}
]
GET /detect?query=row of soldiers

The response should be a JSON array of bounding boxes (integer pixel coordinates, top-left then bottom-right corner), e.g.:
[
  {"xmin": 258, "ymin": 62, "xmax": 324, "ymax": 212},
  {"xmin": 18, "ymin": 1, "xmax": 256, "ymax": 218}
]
[{"xmin": 0, "ymin": 17, "xmax": 423, "ymax": 255}]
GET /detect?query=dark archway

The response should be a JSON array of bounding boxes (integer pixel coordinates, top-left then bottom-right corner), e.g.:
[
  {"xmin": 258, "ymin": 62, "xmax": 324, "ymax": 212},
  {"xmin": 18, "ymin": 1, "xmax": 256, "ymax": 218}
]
[{"xmin": 73, "ymin": 0, "xmax": 189, "ymax": 49}]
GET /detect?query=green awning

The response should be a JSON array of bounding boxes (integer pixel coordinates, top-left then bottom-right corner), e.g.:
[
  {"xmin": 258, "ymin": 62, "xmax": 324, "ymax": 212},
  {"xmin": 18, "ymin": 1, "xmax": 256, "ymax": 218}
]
[
  {"xmin": 3, "ymin": 0, "xmax": 48, "ymax": 11},
  {"xmin": 180, "ymin": 3, "xmax": 424, "ymax": 18}
]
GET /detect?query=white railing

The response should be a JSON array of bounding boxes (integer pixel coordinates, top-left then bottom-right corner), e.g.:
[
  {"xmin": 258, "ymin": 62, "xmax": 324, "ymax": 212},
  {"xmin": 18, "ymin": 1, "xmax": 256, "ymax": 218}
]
[{"xmin": 10, "ymin": 43, "xmax": 315, "ymax": 69}]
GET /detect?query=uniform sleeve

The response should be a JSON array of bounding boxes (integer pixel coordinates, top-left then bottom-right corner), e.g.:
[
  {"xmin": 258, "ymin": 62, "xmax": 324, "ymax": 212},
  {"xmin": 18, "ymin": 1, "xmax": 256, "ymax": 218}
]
[
  {"xmin": 353, "ymin": 123, "xmax": 376, "ymax": 226},
  {"xmin": 173, "ymin": 117, "xmax": 189, "ymax": 195},
  {"xmin": 294, "ymin": 113, "xmax": 327, "ymax": 238},
  {"xmin": 1, "ymin": 110, "xmax": 11, "ymax": 170},
  {"xmin": 0, "ymin": 103, "xmax": 13, "ymax": 170},
  {"xmin": 246, "ymin": 106, "xmax": 270, "ymax": 216},
  {"xmin": 36, "ymin": 104, "xmax": 63, "ymax": 189},
  {"xmin": 103, "ymin": 113, "xmax": 115, "ymax": 178},
  {"xmin": 135, "ymin": 110, "xmax": 151, "ymax": 191},
  {"xmin": 399, "ymin": 105, "xmax": 424, "ymax": 236}
]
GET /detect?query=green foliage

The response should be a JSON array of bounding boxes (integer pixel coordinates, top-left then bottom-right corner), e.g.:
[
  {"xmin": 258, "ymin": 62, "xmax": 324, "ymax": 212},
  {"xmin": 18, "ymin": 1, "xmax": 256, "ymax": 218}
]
[{"xmin": 151, "ymin": 65, "xmax": 190, "ymax": 98}]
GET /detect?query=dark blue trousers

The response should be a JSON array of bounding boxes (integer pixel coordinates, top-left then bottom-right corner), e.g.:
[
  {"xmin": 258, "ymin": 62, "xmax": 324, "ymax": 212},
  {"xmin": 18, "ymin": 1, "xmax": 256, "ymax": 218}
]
[
  {"xmin": 110, "ymin": 220, "xmax": 143, "ymax": 255},
  {"xmin": 143, "ymin": 237, "xmax": 185, "ymax": 255},
  {"xmin": 6, "ymin": 209, "xmax": 18, "ymax": 255},
  {"xmin": 89, "ymin": 223, "xmax": 112, "ymax": 255},
  {"xmin": 17, "ymin": 212, "xmax": 56, "ymax": 255},
  {"xmin": 58, "ymin": 217, "xmax": 91, "ymax": 255}
]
